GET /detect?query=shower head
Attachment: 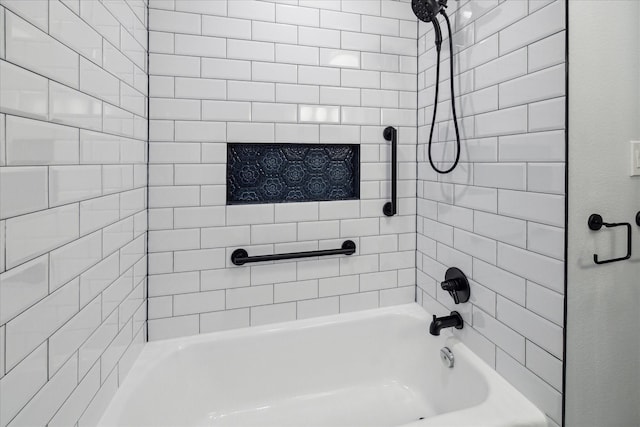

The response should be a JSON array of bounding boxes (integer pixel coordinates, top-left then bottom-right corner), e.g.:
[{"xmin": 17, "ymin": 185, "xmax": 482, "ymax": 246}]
[
  {"xmin": 411, "ymin": 0, "xmax": 446, "ymax": 22},
  {"xmin": 413, "ymin": 0, "xmax": 447, "ymax": 50}
]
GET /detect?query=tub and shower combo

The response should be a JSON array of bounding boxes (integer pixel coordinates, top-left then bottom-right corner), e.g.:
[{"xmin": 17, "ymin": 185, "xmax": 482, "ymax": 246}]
[{"xmin": 95, "ymin": 0, "xmax": 539, "ymax": 424}]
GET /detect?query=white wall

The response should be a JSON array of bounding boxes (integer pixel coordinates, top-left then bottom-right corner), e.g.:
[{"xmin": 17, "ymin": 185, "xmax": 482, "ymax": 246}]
[
  {"xmin": 566, "ymin": 1, "xmax": 640, "ymax": 426},
  {"xmin": 416, "ymin": 1, "xmax": 566, "ymax": 425},
  {"xmin": 0, "ymin": 0, "xmax": 148, "ymax": 425},
  {"xmin": 147, "ymin": 0, "xmax": 418, "ymax": 340}
]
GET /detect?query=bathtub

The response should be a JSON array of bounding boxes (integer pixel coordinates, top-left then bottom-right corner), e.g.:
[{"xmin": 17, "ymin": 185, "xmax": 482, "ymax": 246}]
[{"xmin": 98, "ymin": 304, "xmax": 546, "ymax": 427}]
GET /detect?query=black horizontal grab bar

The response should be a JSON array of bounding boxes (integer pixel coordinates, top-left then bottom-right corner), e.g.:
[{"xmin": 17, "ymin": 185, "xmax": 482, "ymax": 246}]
[{"xmin": 231, "ymin": 240, "xmax": 357, "ymax": 266}]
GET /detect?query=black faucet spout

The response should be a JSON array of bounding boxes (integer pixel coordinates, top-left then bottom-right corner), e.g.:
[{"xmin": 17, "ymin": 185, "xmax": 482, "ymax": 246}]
[{"xmin": 429, "ymin": 311, "xmax": 464, "ymax": 336}]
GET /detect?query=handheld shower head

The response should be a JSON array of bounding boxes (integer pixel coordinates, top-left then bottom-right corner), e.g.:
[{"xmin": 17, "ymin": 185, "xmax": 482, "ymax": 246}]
[
  {"xmin": 412, "ymin": 0, "xmax": 462, "ymax": 175},
  {"xmin": 412, "ymin": 0, "xmax": 446, "ymax": 50},
  {"xmin": 411, "ymin": 0, "xmax": 445, "ymax": 22}
]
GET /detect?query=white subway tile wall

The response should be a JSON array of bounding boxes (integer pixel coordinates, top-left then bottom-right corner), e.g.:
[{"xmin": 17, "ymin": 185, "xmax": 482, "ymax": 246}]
[
  {"xmin": 417, "ymin": 0, "xmax": 565, "ymax": 425},
  {"xmin": 0, "ymin": 0, "xmax": 147, "ymax": 426},
  {"xmin": 148, "ymin": 0, "xmax": 418, "ymax": 339},
  {"xmin": 0, "ymin": 0, "xmax": 569, "ymax": 425}
]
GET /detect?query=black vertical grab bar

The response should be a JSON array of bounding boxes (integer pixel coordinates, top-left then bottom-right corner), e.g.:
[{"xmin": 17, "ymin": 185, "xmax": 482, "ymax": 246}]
[{"xmin": 383, "ymin": 126, "xmax": 397, "ymax": 217}]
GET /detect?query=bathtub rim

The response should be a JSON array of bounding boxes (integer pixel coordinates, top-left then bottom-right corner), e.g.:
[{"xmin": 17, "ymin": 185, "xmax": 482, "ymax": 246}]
[{"xmin": 144, "ymin": 303, "xmax": 428, "ymax": 354}]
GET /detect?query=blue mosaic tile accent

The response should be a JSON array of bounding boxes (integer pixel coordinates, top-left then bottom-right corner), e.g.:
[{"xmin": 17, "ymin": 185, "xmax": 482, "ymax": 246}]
[{"xmin": 227, "ymin": 143, "xmax": 360, "ymax": 204}]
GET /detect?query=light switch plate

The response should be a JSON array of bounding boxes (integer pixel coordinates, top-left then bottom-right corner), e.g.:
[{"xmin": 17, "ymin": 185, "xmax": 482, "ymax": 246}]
[{"xmin": 630, "ymin": 141, "xmax": 640, "ymax": 176}]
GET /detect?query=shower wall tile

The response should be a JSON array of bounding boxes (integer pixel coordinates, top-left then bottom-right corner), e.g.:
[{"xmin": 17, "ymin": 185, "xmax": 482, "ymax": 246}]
[
  {"xmin": 5, "ymin": 11, "xmax": 80, "ymax": 88},
  {"xmin": 0, "ymin": 60, "xmax": 49, "ymax": 120},
  {"xmin": 47, "ymin": 362, "xmax": 100, "ymax": 427},
  {"xmin": 5, "ymin": 278, "xmax": 79, "ymax": 370},
  {"xmin": 4, "ymin": 204, "xmax": 80, "ymax": 269},
  {"xmin": 0, "ymin": 0, "xmax": 48, "ymax": 32},
  {"xmin": 528, "ymin": 31, "xmax": 565, "ymax": 72},
  {"xmin": 148, "ymin": 0, "xmax": 417, "ymax": 338},
  {"xmin": 0, "ymin": 166, "xmax": 49, "ymax": 219},
  {"xmin": 0, "ymin": 1, "xmax": 147, "ymax": 426},
  {"xmin": 6, "ymin": 116, "xmax": 80, "ymax": 165},
  {"xmin": 49, "ymin": 0, "xmax": 103, "ymax": 65},
  {"xmin": 0, "ymin": 255, "xmax": 49, "ymax": 325},
  {"xmin": 417, "ymin": 0, "xmax": 565, "ymax": 423},
  {"xmin": 496, "ymin": 349, "xmax": 562, "ymax": 423},
  {"xmin": 4, "ymin": 348, "xmax": 76, "ymax": 427},
  {"xmin": 0, "ymin": 342, "xmax": 48, "ymax": 427}
]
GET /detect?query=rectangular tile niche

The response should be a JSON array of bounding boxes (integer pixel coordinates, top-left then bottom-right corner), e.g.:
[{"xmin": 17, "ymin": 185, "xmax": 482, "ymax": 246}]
[{"xmin": 227, "ymin": 143, "xmax": 360, "ymax": 204}]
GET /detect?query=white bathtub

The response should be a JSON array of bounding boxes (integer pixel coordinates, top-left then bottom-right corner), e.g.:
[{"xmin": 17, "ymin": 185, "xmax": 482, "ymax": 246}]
[{"xmin": 98, "ymin": 304, "xmax": 546, "ymax": 427}]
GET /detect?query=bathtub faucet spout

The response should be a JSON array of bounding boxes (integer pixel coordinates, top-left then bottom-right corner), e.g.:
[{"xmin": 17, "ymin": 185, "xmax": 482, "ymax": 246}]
[{"xmin": 429, "ymin": 311, "xmax": 464, "ymax": 336}]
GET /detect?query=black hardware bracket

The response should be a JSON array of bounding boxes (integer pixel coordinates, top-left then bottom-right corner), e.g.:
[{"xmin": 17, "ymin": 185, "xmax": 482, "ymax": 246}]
[
  {"xmin": 231, "ymin": 240, "xmax": 356, "ymax": 266},
  {"xmin": 383, "ymin": 126, "xmax": 397, "ymax": 217},
  {"xmin": 587, "ymin": 214, "xmax": 632, "ymax": 265}
]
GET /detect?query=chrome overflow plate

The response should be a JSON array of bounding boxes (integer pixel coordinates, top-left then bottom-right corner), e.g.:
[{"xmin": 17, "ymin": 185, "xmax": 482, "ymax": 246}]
[{"xmin": 440, "ymin": 347, "xmax": 454, "ymax": 368}]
